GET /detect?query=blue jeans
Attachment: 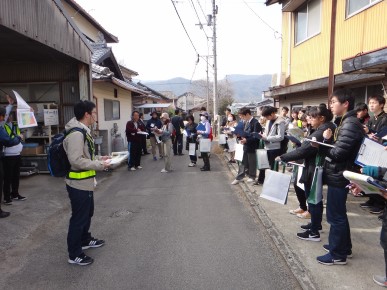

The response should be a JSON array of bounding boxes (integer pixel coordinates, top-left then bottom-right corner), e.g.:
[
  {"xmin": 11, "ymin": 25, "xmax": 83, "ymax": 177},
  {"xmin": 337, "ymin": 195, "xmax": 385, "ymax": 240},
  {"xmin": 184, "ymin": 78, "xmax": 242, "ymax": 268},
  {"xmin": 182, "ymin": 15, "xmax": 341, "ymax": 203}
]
[
  {"xmin": 67, "ymin": 185, "xmax": 94, "ymax": 259},
  {"xmin": 326, "ymin": 186, "xmax": 352, "ymax": 259},
  {"xmin": 127, "ymin": 142, "xmax": 131, "ymax": 167}
]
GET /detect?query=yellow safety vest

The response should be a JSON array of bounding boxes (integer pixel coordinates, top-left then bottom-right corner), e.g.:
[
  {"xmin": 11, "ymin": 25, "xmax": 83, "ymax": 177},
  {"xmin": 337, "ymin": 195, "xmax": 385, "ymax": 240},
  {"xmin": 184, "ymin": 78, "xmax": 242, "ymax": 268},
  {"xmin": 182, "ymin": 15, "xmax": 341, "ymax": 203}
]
[
  {"xmin": 4, "ymin": 122, "xmax": 20, "ymax": 138},
  {"xmin": 67, "ymin": 130, "xmax": 97, "ymax": 180}
]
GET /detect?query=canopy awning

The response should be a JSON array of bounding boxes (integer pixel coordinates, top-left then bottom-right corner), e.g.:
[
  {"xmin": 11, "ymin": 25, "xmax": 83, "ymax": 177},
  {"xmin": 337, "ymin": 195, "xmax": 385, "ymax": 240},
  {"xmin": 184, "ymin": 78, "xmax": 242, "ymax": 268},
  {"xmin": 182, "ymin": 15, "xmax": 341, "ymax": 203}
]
[{"xmin": 134, "ymin": 103, "xmax": 172, "ymax": 109}]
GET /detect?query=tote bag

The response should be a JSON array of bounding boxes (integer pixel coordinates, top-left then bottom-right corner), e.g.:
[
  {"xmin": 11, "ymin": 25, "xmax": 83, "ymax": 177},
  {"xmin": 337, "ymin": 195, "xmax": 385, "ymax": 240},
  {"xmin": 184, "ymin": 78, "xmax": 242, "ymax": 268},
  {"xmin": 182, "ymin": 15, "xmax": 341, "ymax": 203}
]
[
  {"xmin": 227, "ymin": 137, "xmax": 237, "ymax": 152},
  {"xmin": 234, "ymin": 143, "xmax": 244, "ymax": 161},
  {"xmin": 199, "ymin": 138, "xmax": 211, "ymax": 152},
  {"xmin": 260, "ymin": 161, "xmax": 291, "ymax": 205},
  {"xmin": 189, "ymin": 143, "xmax": 196, "ymax": 156},
  {"xmin": 307, "ymin": 155, "xmax": 324, "ymax": 205},
  {"xmin": 218, "ymin": 134, "xmax": 227, "ymax": 145},
  {"xmin": 256, "ymin": 149, "xmax": 270, "ymax": 169}
]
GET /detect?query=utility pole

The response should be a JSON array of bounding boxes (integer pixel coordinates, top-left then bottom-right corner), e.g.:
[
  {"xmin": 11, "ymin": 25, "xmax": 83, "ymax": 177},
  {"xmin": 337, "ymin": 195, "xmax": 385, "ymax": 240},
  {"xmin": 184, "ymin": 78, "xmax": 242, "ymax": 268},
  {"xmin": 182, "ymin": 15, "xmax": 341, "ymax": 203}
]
[{"xmin": 212, "ymin": 0, "xmax": 218, "ymax": 135}]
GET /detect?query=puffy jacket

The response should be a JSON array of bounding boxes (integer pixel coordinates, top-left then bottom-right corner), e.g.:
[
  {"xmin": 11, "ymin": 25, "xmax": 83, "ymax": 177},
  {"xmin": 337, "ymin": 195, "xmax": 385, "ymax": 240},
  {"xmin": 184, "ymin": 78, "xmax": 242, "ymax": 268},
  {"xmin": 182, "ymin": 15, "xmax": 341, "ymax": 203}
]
[
  {"xmin": 280, "ymin": 122, "xmax": 336, "ymax": 190},
  {"xmin": 126, "ymin": 120, "xmax": 146, "ymax": 143},
  {"xmin": 63, "ymin": 118, "xmax": 104, "ymax": 191},
  {"xmin": 367, "ymin": 111, "xmax": 387, "ymax": 133},
  {"xmin": 321, "ymin": 110, "xmax": 365, "ymax": 187}
]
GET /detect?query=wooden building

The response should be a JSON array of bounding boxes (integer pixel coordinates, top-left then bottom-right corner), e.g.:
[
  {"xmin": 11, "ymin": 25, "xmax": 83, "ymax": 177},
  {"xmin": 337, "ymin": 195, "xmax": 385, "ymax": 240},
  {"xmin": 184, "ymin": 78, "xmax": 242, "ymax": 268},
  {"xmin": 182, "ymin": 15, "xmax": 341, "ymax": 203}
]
[{"xmin": 264, "ymin": 0, "xmax": 387, "ymax": 111}]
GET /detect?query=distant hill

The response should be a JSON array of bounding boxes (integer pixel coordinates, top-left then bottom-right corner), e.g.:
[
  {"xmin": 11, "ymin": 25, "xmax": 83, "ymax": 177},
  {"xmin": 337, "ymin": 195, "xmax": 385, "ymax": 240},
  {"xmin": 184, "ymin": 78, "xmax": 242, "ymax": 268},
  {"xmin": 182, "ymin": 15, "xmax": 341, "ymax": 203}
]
[{"xmin": 143, "ymin": 74, "xmax": 272, "ymax": 103}]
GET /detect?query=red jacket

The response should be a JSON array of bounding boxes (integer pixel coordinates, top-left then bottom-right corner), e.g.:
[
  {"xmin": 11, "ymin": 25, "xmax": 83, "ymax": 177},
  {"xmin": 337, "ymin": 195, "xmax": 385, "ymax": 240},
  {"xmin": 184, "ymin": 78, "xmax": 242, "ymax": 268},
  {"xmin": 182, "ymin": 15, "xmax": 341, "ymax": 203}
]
[{"xmin": 125, "ymin": 120, "xmax": 146, "ymax": 143}]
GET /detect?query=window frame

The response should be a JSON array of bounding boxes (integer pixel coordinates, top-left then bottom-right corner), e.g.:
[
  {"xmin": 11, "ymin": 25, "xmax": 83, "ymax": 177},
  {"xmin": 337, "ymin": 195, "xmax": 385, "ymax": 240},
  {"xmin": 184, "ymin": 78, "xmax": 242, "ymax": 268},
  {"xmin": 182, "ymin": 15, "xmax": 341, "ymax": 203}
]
[
  {"xmin": 346, "ymin": 0, "xmax": 382, "ymax": 19},
  {"xmin": 294, "ymin": 0, "xmax": 322, "ymax": 46},
  {"xmin": 104, "ymin": 99, "xmax": 120, "ymax": 121}
]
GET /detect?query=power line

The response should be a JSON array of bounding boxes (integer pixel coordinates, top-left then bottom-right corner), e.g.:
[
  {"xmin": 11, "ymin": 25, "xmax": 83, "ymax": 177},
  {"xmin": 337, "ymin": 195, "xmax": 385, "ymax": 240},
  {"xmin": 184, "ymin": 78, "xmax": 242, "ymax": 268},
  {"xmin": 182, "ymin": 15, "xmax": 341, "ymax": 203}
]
[
  {"xmin": 170, "ymin": 0, "xmax": 200, "ymax": 54},
  {"xmin": 242, "ymin": 0, "xmax": 282, "ymax": 39},
  {"xmin": 190, "ymin": 0, "xmax": 209, "ymax": 39},
  {"xmin": 196, "ymin": 0, "xmax": 212, "ymax": 31}
]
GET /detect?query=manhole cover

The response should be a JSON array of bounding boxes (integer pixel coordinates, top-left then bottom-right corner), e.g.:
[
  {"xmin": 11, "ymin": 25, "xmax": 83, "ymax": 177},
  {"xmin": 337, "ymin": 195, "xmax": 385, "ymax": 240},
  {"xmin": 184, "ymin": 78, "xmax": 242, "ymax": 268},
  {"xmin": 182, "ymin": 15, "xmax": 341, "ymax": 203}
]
[{"xmin": 111, "ymin": 209, "xmax": 133, "ymax": 218}]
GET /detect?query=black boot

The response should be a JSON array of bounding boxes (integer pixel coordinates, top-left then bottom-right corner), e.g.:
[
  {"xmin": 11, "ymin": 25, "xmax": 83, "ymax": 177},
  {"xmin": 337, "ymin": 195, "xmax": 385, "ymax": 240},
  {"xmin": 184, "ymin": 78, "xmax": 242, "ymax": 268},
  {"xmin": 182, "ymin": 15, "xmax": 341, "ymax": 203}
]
[{"xmin": 0, "ymin": 209, "xmax": 10, "ymax": 218}]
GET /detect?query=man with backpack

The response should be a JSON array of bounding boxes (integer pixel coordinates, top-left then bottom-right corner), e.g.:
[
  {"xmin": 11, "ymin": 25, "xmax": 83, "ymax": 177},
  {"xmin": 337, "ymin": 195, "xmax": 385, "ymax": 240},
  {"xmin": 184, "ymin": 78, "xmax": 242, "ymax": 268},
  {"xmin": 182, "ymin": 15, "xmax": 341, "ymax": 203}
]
[{"xmin": 63, "ymin": 100, "xmax": 111, "ymax": 266}]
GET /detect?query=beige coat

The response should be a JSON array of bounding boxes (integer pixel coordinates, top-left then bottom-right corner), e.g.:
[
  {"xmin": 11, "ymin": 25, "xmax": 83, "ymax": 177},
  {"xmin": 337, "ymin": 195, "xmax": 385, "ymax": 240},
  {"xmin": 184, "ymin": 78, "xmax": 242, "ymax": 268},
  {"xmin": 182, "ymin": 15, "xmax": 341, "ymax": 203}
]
[{"xmin": 63, "ymin": 117, "xmax": 104, "ymax": 191}]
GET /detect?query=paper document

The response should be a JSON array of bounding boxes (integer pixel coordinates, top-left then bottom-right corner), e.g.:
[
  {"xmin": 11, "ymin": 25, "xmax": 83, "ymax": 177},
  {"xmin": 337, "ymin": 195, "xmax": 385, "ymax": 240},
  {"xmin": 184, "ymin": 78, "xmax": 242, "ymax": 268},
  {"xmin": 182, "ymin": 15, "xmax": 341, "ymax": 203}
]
[
  {"xmin": 304, "ymin": 138, "xmax": 335, "ymax": 148},
  {"xmin": 343, "ymin": 171, "xmax": 386, "ymax": 195},
  {"xmin": 137, "ymin": 131, "xmax": 148, "ymax": 135},
  {"xmin": 13, "ymin": 90, "xmax": 38, "ymax": 128},
  {"xmin": 288, "ymin": 127, "xmax": 305, "ymax": 140},
  {"xmin": 355, "ymin": 137, "xmax": 387, "ymax": 168}
]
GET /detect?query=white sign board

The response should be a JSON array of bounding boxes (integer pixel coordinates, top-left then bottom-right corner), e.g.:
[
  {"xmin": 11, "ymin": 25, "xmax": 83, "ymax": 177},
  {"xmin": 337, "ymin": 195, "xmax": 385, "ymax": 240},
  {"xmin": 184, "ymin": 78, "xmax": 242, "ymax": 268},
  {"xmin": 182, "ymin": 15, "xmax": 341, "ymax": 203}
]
[{"xmin": 43, "ymin": 109, "xmax": 59, "ymax": 126}]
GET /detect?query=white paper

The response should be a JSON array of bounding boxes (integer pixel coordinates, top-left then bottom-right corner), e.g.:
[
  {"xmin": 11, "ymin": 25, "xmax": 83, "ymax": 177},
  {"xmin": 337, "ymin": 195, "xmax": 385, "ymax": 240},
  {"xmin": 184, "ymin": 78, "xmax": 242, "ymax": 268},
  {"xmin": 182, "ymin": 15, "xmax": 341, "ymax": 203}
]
[
  {"xmin": 356, "ymin": 138, "xmax": 387, "ymax": 168},
  {"xmin": 13, "ymin": 90, "xmax": 30, "ymax": 109},
  {"xmin": 304, "ymin": 138, "xmax": 335, "ymax": 148},
  {"xmin": 17, "ymin": 109, "xmax": 38, "ymax": 128},
  {"xmin": 343, "ymin": 170, "xmax": 386, "ymax": 194},
  {"xmin": 234, "ymin": 143, "xmax": 244, "ymax": 161},
  {"xmin": 189, "ymin": 143, "xmax": 196, "ymax": 155},
  {"xmin": 256, "ymin": 149, "xmax": 270, "ymax": 169},
  {"xmin": 137, "ymin": 131, "xmax": 149, "ymax": 135},
  {"xmin": 43, "ymin": 109, "xmax": 59, "ymax": 126},
  {"xmin": 296, "ymin": 165, "xmax": 305, "ymax": 190},
  {"xmin": 260, "ymin": 170, "xmax": 292, "ymax": 205}
]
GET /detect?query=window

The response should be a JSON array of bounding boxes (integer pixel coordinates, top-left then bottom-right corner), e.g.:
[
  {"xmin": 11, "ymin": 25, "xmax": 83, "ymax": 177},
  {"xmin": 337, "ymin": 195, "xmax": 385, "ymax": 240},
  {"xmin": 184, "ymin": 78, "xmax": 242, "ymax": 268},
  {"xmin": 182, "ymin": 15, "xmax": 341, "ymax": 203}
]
[
  {"xmin": 104, "ymin": 99, "xmax": 120, "ymax": 121},
  {"xmin": 295, "ymin": 0, "xmax": 321, "ymax": 44},
  {"xmin": 346, "ymin": 0, "xmax": 381, "ymax": 17}
]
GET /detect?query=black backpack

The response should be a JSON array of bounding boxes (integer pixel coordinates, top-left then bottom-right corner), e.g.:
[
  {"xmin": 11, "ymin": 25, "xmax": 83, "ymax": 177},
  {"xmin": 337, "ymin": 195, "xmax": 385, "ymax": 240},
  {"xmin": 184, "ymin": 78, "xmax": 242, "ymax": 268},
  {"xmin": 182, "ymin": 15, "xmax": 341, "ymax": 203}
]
[{"xmin": 47, "ymin": 128, "xmax": 86, "ymax": 177}]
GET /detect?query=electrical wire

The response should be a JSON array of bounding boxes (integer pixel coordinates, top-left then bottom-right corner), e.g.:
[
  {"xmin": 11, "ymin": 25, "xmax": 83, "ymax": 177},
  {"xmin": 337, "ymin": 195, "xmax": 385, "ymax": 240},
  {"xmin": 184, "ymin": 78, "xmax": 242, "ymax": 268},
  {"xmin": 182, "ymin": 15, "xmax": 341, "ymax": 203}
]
[
  {"xmin": 190, "ymin": 0, "xmax": 209, "ymax": 39},
  {"xmin": 170, "ymin": 0, "xmax": 200, "ymax": 54},
  {"xmin": 196, "ymin": 0, "xmax": 213, "ymax": 31},
  {"xmin": 242, "ymin": 0, "xmax": 282, "ymax": 39}
]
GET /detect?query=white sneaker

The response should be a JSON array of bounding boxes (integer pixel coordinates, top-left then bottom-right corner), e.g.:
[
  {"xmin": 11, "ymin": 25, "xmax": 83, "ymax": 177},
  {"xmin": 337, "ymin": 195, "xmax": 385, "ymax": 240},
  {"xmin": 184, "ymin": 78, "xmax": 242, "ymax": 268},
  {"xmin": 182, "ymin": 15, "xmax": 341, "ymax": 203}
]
[
  {"xmin": 137, "ymin": 166, "xmax": 143, "ymax": 169},
  {"xmin": 231, "ymin": 179, "xmax": 239, "ymax": 185},
  {"xmin": 246, "ymin": 178, "xmax": 255, "ymax": 183},
  {"xmin": 188, "ymin": 163, "xmax": 196, "ymax": 167},
  {"xmin": 161, "ymin": 168, "xmax": 168, "ymax": 173},
  {"xmin": 130, "ymin": 167, "xmax": 136, "ymax": 171}
]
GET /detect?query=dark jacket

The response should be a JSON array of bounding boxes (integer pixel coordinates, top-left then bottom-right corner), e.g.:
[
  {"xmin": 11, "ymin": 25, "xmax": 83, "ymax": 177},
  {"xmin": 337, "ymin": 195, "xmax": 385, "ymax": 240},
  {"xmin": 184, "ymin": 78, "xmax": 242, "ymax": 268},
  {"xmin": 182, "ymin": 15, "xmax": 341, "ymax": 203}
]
[
  {"xmin": 243, "ymin": 117, "xmax": 262, "ymax": 153},
  {"xmin": 171, "ymin": 115, "xmax": 184, "ymax": 135},
  {"xmin": 125, "ymin": 120, "xmax": 146, "ymax": 143},
  {"xmin": 146, "ymin": 117, "xmax": 162, "ymax": 137},
  {"xmin": 367, "ymin": 111, "xmax": 387, "ymax": 133},
  {"xmin": 0, "ymin": 126, "xmax": 21, "ymax": 158},
  {"xmin": 377, "ymin": 167, "xmax": 387, "ymax": 189},
  {"xmin": 280, "ymin": 122, "xmax": 336, "ymax": 190},
  {"xmin": 185, "ymin": 122, "xmax": 198, "ymax": 150},
  {"xmin": 321, "ymin": 110, "xmax": 365, "ymax": 187}
]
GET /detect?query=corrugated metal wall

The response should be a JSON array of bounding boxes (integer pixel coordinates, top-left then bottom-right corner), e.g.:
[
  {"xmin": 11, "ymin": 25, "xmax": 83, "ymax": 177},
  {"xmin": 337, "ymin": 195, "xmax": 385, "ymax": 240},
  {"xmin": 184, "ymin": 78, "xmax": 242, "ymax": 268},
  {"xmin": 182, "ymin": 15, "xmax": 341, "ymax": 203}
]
[
  {"xmin": 288, "ymin": 0, "xmax": 331, "ymax": 85},
  {"xmin": 335, "ymin": 0, "xmax": 387, "ymax": 74},
  {"xmin": 279, "ymin": 89, "xmax": 329, "ymax": 109},
  {"xmin": 0, "ymin": 0, "xmax": 90, "ymax": 64},
  {"xmin": 0, "ymin": 62, "xmax": 79, "ymax": 82}
]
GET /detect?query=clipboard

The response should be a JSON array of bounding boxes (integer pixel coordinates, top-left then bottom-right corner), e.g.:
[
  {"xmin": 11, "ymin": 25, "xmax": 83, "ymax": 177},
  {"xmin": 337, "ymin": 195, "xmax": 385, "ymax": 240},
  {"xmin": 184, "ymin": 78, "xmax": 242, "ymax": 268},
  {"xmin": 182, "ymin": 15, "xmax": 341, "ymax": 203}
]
[
  {"xmin": 355, "ymin": 137, "xmax": 387, "ymax": 168},
  {"xmin": 304, "ymin": 138, "xmax": 335, "ymax": 148}
]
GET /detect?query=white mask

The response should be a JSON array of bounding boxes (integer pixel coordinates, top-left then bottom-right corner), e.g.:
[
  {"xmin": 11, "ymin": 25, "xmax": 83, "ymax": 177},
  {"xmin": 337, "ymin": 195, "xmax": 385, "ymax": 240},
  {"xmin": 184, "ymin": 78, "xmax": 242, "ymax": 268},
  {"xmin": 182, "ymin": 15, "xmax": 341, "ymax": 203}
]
[
  {"xmin": 227, "ymin": 116, "xmax": 233, "ymax": 122},
  {"xmin": 200, "ymin": 116, "xmax": 206, "ymax": 122}
]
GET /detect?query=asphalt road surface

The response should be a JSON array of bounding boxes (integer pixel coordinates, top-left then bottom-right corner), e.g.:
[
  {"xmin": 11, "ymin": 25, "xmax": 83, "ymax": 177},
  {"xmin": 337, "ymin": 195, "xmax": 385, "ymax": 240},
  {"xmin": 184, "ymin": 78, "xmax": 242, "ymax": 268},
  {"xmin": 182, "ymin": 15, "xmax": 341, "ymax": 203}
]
[{"xmin": 2, "ymin": 153, "xmax": 301, "ymax": 290}]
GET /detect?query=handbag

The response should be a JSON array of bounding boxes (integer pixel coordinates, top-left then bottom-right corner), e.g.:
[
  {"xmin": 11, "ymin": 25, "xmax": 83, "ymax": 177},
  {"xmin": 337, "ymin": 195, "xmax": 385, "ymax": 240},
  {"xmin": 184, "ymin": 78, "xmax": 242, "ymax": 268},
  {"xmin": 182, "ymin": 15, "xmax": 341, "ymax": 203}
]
[
  {"xmin": 256, "ymin": 149, "xmax": 270, "ymax": 169},
  {"xmin": 227, "ymin": 137, "xmax": 237, "ymax": 152},
  {"xmin": 218, "ymin": 134, "xmax": 227, "ymax": 145},
  {"xmin": 199, "ymin": 138, "xmax": 211, "ymax": 152},
  {"xmin": 189, "ymin": 143, "xmax": 196, "ymax": 155},
  {"xmin": 234, "ymin": 143, "xmax": 244, "ymax": 161},
  {"xmin": 307, "ymin": 155, "xmax": 324, "ymax": 205},
  {"xmin": 260, "ymin": 161, "xmax": 291, "ymax": 205}
]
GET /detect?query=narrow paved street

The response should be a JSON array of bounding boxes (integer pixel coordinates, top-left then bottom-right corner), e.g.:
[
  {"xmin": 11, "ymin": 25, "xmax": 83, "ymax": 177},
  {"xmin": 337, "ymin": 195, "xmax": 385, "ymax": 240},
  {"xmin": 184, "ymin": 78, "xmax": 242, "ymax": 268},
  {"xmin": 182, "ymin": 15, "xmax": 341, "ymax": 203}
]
[{"xmin": 2, "ymin": 153, "xmax": 300, "ymax": 290}]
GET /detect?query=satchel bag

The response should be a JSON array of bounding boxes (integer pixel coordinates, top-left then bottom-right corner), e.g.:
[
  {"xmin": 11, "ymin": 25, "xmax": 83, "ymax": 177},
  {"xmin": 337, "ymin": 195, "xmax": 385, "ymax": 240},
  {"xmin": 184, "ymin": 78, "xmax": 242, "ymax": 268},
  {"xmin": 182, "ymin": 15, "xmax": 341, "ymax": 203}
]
[
  {"xmin": 307, "ymin": 155, "xmax": 324, "ymax": 205},
  {"xmin": 218, "ymin": 134, "xmax": 227, "ymax": 145}
]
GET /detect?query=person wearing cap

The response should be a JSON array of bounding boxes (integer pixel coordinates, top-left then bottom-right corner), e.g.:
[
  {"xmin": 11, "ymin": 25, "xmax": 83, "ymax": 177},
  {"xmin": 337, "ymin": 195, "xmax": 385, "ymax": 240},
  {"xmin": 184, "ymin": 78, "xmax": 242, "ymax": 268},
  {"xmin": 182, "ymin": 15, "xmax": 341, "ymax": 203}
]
[
  {"xmin": 0, "ymin": 107, "xmax": 23, "ymax": 218},
  {"xmin": 197, "ymin": 112, "xmax": 211, "ymax": 171},
  {"xmin": 154, "ymin": 112, "xmax": 174, "ymax": 173},
  {"xmin": 146, "ymin": 111, "xmax": 163, "ymax": 161}
]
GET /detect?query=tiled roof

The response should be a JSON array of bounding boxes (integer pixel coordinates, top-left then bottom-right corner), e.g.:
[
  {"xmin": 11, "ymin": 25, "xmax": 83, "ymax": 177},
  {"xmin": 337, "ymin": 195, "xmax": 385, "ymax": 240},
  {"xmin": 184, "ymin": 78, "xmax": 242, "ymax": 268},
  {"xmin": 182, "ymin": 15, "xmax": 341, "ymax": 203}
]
[
  {"xmin": 91, "ymin": 46, "xmax": 111, "ymax": 64},
  {"xmin": 111, "ymin": 77, "xmax": 148, "ymax": 95},
  {"xmin": 91, "ymin": 63, "xmax": 114, "ymax": 79}
]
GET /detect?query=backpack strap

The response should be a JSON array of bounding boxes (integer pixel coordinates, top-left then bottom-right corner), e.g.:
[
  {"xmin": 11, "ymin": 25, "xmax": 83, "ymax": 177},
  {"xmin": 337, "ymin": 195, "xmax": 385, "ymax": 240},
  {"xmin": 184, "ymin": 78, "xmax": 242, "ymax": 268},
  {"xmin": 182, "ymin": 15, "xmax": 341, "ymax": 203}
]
[{"xmin": 66, "ymin": 128, "xmax": 95, "ymax": 160}]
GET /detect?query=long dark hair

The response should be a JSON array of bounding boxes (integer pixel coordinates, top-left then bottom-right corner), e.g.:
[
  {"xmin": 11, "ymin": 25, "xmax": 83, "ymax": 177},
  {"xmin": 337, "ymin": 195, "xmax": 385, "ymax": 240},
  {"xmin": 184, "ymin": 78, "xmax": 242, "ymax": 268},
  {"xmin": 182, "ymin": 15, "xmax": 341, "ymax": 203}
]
[{"xmin": 308, "ymin": 105, "xmax": 333, "ymax": 122}]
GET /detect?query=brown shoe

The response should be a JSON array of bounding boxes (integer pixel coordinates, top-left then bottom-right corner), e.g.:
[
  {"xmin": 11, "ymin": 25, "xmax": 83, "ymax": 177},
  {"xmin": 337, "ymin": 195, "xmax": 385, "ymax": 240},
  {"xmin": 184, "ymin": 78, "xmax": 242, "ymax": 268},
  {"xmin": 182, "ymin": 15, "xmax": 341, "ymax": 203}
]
[
  {"xmin": 297, "ymin": 211, "xmax": 311, "ymax": 219},
  {"xmin": 289, "ymin": 208, "xmax": 305, "ymax": 215}
]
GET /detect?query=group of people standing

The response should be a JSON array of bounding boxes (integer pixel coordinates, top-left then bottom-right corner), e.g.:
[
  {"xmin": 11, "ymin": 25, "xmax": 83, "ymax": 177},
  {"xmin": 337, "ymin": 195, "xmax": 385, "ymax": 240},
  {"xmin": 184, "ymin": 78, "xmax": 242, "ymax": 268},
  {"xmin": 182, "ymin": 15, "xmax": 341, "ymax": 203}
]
[
  {"xmin": 125, "ymin": 108, "xmax": 212, "ymax": 173},
  {"xmin": 222, "ymin": 90, "xmax": 387, "ymax": 287}
]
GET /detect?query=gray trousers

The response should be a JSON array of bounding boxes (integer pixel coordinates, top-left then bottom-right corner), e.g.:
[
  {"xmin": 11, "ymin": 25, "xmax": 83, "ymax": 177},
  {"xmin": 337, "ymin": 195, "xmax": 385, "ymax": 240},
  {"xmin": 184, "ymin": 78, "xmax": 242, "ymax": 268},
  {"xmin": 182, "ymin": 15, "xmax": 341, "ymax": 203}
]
[
  {"xmin": 236, "ymin": 151, "xmax": 257, "ymax": 180},
  {"xmin": 162, "ymin": 139, "xmax": 172, "ymax": 171},
  {"xmin": 150, "ymin": 136, "xmax": 164, "ymax": 157}
]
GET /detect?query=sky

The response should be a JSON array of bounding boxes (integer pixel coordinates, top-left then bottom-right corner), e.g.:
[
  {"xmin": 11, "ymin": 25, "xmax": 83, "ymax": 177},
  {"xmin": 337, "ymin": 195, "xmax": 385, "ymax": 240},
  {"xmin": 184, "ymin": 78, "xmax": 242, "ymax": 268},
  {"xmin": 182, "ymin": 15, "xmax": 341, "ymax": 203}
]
[{"xmin": 75, "ymin": 0, "xmax": 282, "ymax": 82}]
